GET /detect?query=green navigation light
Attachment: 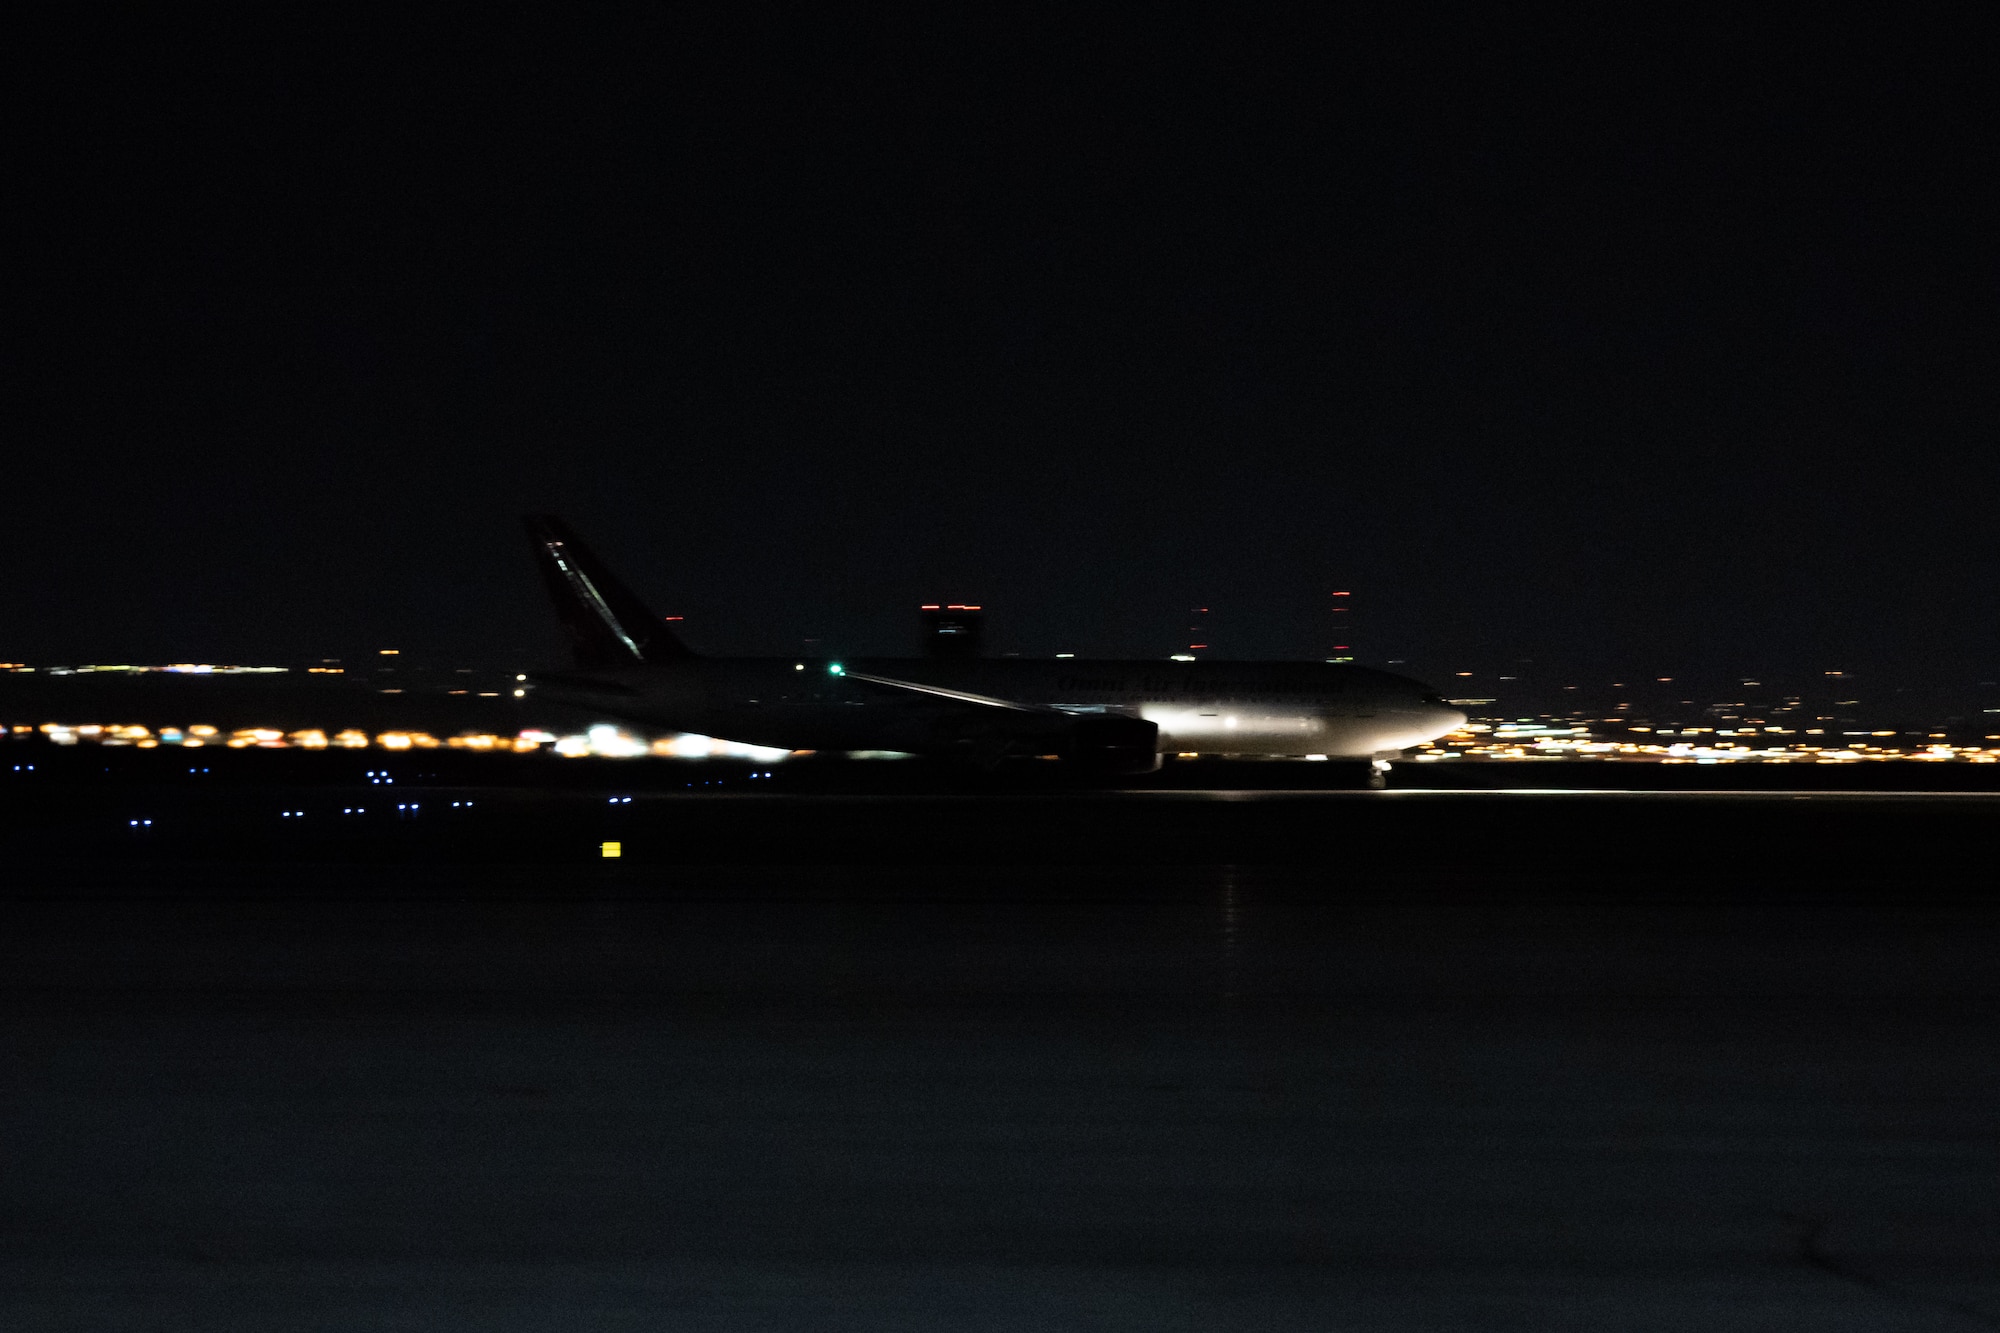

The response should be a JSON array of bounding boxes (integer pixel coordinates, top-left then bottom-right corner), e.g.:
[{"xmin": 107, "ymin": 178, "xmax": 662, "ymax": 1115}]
[{"xmin": 828, "ymin": 662, "xmax": 845, "ymax": 676}]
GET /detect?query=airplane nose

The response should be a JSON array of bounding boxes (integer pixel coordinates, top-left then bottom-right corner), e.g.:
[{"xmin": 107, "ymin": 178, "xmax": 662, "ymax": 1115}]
[
  {"xmin": 1391, "ymin": 688, "xmax": 1467, "ymax": 748},
  {"xmin": 1413, "ymin": 697, "xmax": 1467, "ymax": 740}
]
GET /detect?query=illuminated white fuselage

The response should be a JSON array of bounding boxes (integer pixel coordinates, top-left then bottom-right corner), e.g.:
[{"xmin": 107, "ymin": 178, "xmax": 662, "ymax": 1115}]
[
  {"xmin": 535, "ymin": 658, "xmax": 1466, "ymax": 760},
  {"xmin": 1001, "ymin": 660, "xmax": 1463, "ymax": 756}
]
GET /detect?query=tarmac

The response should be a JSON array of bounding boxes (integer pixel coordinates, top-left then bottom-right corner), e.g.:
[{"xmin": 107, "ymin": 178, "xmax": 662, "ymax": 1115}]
[{"xmin": 4, "ymin": 791, "xmax": 1998, "ymax": 1329}]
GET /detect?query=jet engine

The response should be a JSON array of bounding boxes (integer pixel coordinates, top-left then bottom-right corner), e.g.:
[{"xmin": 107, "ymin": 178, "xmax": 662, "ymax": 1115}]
[{"xmin": 1057, "ymin": 714, "xmax": 1161, "ymax": 774}]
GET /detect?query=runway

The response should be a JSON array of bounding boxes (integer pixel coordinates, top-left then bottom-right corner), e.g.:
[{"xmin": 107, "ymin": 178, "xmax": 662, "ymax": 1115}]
[{"xmin": 4, "ymin": 792, "xmax": 1999, "ymax": 1328}]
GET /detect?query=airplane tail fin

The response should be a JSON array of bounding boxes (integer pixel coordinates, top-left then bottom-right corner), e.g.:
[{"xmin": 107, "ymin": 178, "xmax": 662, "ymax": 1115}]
[{"xmin": 523, "ymin": 515, "xmax": 696, "ymax": 668}]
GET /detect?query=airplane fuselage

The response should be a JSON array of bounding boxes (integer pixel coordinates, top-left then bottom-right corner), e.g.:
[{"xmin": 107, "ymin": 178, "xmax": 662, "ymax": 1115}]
[{"xmin": 532, "ymin": 657, "xmax": 1467, "ymax": 760}]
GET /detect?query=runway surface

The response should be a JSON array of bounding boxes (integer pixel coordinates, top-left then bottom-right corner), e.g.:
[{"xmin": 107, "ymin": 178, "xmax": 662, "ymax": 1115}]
[{"xmin": 4, "ymin": 791, "xmax": 1998, "ymax": 1329}]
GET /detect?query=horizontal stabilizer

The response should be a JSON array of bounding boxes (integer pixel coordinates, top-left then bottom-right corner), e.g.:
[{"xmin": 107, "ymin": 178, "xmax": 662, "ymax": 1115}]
[{"xmin": 523, "ymin": 515, "xmax": 695, "ymax": 668}]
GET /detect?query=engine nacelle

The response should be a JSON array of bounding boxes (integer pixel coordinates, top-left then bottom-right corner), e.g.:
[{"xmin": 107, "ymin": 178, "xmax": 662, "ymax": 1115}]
[{"xmin": 1058, "ymin": 715, "xmax": 1161, "ymax": 775}]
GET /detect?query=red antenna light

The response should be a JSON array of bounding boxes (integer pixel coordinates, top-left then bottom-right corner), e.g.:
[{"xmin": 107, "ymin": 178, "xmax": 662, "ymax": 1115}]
[{"xmin": 1186, "ymin": 604, "xmax": 1212, "ymax": 656}]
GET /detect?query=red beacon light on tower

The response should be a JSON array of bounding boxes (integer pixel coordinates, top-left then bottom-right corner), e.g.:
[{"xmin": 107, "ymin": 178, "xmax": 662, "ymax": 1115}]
[{"xmin": 1328, "ymin": 590, "xmax": 1354, "ymax": 662}]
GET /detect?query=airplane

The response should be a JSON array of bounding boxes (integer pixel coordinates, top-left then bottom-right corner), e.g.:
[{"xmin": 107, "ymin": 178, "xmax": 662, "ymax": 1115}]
[{"xmin": 522, "ymin": 515, "xmax": 1467, "ymax": 778}]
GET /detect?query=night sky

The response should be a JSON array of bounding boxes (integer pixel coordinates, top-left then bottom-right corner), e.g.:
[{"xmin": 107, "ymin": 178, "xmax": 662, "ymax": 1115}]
[{"xmin": 9, "ymin": 12, "xmax": 1996, "ymax": 681}]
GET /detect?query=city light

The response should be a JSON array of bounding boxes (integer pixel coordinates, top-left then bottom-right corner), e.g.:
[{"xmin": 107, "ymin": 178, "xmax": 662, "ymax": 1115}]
[
  {"xmin": 8, "ymin": 720, "xmax": 801, "ymax": 762},
  {"xmin": 1413, "ymin": 731, "xmax": 1998, "ymax": 765},
  {"xmin": 6, "ymin": 659, "xmax": 1995, "ymax": 769}
]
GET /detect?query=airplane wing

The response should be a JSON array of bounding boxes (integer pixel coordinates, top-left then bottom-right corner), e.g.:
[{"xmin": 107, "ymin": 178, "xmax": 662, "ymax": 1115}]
[
  {"xmin": 835, "ymin": 667, "xmax": 1160, "ymax": 773},
  {"xmin": 836, "ymin": 669, "xmax": 1064, "ymax": 714}
]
